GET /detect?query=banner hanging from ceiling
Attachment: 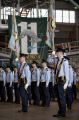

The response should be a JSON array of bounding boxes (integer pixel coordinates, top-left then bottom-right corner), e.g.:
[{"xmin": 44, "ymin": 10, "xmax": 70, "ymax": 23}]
[{"xmin": 8, "ymin": 16, "xmax": 47, "ymax": 56}]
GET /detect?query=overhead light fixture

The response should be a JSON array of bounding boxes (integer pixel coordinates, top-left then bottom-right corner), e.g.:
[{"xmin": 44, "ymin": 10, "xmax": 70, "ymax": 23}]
[{"xmin": 74, "ymin": 6, "xmax": 78, "ymax": 9}]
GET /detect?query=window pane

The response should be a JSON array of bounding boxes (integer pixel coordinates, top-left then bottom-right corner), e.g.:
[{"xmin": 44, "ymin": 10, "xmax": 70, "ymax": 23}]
[
  {"xmin": 1, "ymin": 9, "xmax": 3, "ymax": 14},
  {"xmin": 42, "ymin": 9, "xmax": 48, "ymax": 17},
  {"xmin": 56, "ymin": 10, "xmax": 62, "ymax": 22},
  {"xmin": 1, "ymin": 15, "xmax": 3, "ymax": 19},
  {"xmin": 63, "ymin": 10, "xmax": 69, "ymax": 23},
  {"xmin": 5, "ymin": 15, "xmax": 8, "ymax": 19},
  {"xmin": 4, "ymin": 14, "xmax": 8, "ymax": 19},
  {"xmin": 70, "ymin": 11, "xmax": 75, "ymax": 23}
]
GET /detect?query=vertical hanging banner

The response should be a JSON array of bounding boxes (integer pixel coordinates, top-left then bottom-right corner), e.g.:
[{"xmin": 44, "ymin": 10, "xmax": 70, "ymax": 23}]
[
  {"xmin": 18, "ymin": 22, "xmax": 28, "ymax": 54},
  {"xmin": 46, "ymin": 0, "xmax": 56, "ymax": 50},
  {"xmin": 8, "ymin": 9, "xmax": 20, "ymax": 58},
  {"xmin": 8, "ymin": 16, "xmax": 47, "ymax": 55}
]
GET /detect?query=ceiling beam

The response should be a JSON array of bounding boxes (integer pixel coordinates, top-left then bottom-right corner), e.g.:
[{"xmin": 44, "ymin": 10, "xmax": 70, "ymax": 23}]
[{"xmin": 69, "ymin": 0, "xmax": 79, "ymax": 9}]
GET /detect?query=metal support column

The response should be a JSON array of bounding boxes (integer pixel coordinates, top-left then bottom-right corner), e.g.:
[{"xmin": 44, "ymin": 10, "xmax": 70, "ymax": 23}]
[
  {"xmin": 76, "ymin": 23, "xmax": 78, "ymax": 41},
  {"xmin": 0, "ymin": 0, "xmax": 1, "ymax": 25},
  {"xmin": 30, "ymin": 9, "xmax": 32, "ymax": 17},
  {"xmin": 17, "ymin": 0, "xmax": 20, "ymax": 16},
  {"xmin": 36, "ymin": 0, "xmax": 39, "ymax": 17}
]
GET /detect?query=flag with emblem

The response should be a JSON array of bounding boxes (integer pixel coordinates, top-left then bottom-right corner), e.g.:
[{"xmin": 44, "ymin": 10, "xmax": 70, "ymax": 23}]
[
  {"xmin": 46, "ymin": 0, "xmax": 56, "ymax": 50},
  {"xmin": 8, "ymin": 9, "xmax": 20, "ymax": 57}
]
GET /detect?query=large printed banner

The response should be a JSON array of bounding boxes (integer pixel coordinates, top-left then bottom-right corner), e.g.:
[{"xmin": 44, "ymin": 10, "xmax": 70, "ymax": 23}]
[{"xmin": 8, "ymin": 16, "xmax": 47, "ymax": 55}]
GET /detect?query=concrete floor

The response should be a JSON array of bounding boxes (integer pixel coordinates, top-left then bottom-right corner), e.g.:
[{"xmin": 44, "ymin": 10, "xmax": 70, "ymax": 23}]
[{"xmin": 0, "ymin": 100, "xmax": 79, "ymax": 120}]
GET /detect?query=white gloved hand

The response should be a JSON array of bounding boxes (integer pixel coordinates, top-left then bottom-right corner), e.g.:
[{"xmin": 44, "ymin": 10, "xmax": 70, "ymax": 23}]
[
  {"xmin": 25, "ymin": 84, "xmax": 29, "ymax": 90},
  {"xmin": 37, "ymin": 84, "xmax": 39, "ymax": 87},
  {"xmin": 9, "ymin": 84, "xmax": 12, "ymax": 87},
  {"xmin": 46, "ymin": 84, "xmax": 48, "ymax": 88},
  {"xmin": 68, "ymin": 83, "xmax": 72, "ymax": 87},
  {"xmin": 52, "ymin": 81, "xmax": 54, "ymax": 86},
  {"xmin": 64, "ymin": 83, "xmax": 68, "ymax": 90}
]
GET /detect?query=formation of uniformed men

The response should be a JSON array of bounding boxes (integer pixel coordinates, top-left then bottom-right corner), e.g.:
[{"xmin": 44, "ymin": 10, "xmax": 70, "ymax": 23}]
[{"xmin": 0, "ymin": 48, "xmax": 78, "ymax": 117}]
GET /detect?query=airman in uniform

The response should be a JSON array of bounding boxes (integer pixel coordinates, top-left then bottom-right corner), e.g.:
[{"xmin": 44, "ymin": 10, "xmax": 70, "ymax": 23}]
[
  {"xmin": 0, "ymin": 66, "xmax": 6, "ymax": 102},
  {"xmin": 13, "ymin": 66, "xmax": 20, "ymax": 104},
  {"xmin": 18, "ymin": 54, "xmax": 31, "ymax": 112},
  {"xmin": 31, "ymin": 61, "xmax": 40, "ymax": 106},
  {"xmin": 53, "ymin": 48, "xmax": 69, "ymax": 117},
  {"xmin": 49, "ymin": 67, "xmax": 55, "ymax": 101},
  {"xmin": 40, "ymin": 60, "xmax": 50, "ymax": 107},
  {"xmin": 6, "ymin": 66, "xmax": 14, "ymax": 103}
]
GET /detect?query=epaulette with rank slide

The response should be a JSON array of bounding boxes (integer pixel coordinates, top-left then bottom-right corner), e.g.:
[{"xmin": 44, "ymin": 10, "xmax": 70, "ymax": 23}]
[{"xmin": 63, "ymin": 58, "xmax": 67, "ymax": 61}]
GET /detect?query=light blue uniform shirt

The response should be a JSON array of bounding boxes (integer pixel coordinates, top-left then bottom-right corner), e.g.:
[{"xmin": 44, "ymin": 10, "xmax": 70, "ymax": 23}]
[
  {"xmin": 13, "ymin": 71, "xmax": 19, "ymax": 83},
  {"xmin": 0, "ymin": 70, "xmax": 6, "ymax": 86},
  {"xmin": 68, "ymin": 65, "xmax": 73, "ymax": 87},
  {"xmin": 47, "ymin": 55, "xmax": 58, "ymax": 65},
  {"xmin": 6, "ymin": 71, "xmax": 14, "ymax": 86},
  {"xmin": 56, "ymin": 58, "xmax": 69, "ymax": 84},
  {"xmin": 73, "ymin": 71, "xmax": 77, "ymax": 85},
  {"xmin": 31, "ymin": 67, "xmax": 40, "ymax": 86},
  {"xmin": 47, "ymin": 55, "xmax": 54, "ymax": 64},
  {"xmin": 40, "ymin": 67, "xmax": 51, "ymax": 87},
  {"xmin": 50, "ymin": 69, "xmax": 55, "ymax": 85},
  {"xmin": 20, "ymin": 62, "xmax": 31, "ymax": 86}
]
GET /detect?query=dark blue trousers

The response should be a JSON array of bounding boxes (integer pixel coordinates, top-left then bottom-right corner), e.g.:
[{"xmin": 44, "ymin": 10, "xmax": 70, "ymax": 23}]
[
  {"xmin": 19, "ymin": 85, "xmax": 28, "ymax": 112},
  {"xmin": 40, "ymin": 82, "xmax": 50, "ymax": 106},
  {"xmin": 14, "ymin": 83, "xmax": 20, "ymax": 103},
  {"xmin": 49, "ymin": 82, "xmax": 55, "ymax": 101},
  {"xmin": 72, "ymin": 84, "xmax": 77, "ymax": 100},
  {"xmin": 57, "ymin": 82, "xmax": 66, "ymax": 115},
  {"xmin": 31, "ymin": 82, "xmax": 40, "ymax": 105},
  {"xmin": 6, "ymin": 83, "xmax": 13, "ymax": 102},
  {"xmin": 66, "ymin": 86, "xmax": 73, "ymax": 109},
  {"xmin": 0, "ymin": 81, "xmax": 6, "ymax": 102},
  {"xmin": 54, "ymin": 84, "xmax": 58, "ymax": 99},
  {"xmin": 27, "ymin": 86, "xmax": 32, "ymax": 105}
]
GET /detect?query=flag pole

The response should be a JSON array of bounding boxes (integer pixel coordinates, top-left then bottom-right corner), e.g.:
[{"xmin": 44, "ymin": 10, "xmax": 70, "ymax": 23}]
[
  {"xmin": 0, "ymin": 0, "xmax": 1, "ymax": 25},
  {"xmin": 36, "ymin": 0, "xmax": 39, "ymax": 18},
  {"xmin": 48, "ymin": 0, "xmax": 55, "ymax": 51}
]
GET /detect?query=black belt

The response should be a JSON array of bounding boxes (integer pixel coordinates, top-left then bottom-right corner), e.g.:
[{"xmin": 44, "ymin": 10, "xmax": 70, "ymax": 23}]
[
  {"xmin": 19, "ymin": 78, "xmax": 27, "ymax": 85},
  {"xmin": 56, "ymin": 77, "xmax": 65, "ymax": 83}
]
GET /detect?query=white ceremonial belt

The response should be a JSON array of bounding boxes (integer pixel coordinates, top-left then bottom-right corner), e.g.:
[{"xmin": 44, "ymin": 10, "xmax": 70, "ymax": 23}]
[
  {"xmin": 14, "ymin": 81, "xmax": 18, "ymax": 83},
  {"xmin": 32, "ymin": 80, "xmax": 37, "ymax": 82},
  {"xmin": 41, "ymin": 80, "xmax": 46, "ymax": 82},
  {"xmin": 49, "ymin": 80, "xmax": 52, "ymax": 82}
]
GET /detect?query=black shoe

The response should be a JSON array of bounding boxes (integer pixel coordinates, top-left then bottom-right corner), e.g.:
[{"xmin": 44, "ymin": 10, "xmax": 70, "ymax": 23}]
[
  {"xmin": 40, "ymin": 104, "xmax": 45, "ymax": 107},
  {"xmin": 33, "ymin": 102, "xmax": 36, "ymax": 105},
  {"xmin": 51, "ymin": 98, "xmax": 55, "ymax": 102},
  {"xmin": 6, "ymin": 99, "xmax": 9, "ymax": 102},
  {"xmin": 44, "ymin": 104, "xmax": 50, "ymax": 107},
  {"xmin": 67, "ymin": 106, "xmax": 72, "ymax": 110},
  {"xmin": 18, "ymin": 110, "xmax": 28, "ymax": 113},
  {"xmin": 14, "ymin": 101, "xmax": 20, "ymax": 104},
  {"xmin": 18, "ymin": 109, "xmax": 22, "ymax": 113},
  {"xmin": 29, "ymin": 101, "xmax": 32, "ymax": 105},
  {"xmin": 53, "ymin": 114, "xmax": 66, "ymax": 117}
]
